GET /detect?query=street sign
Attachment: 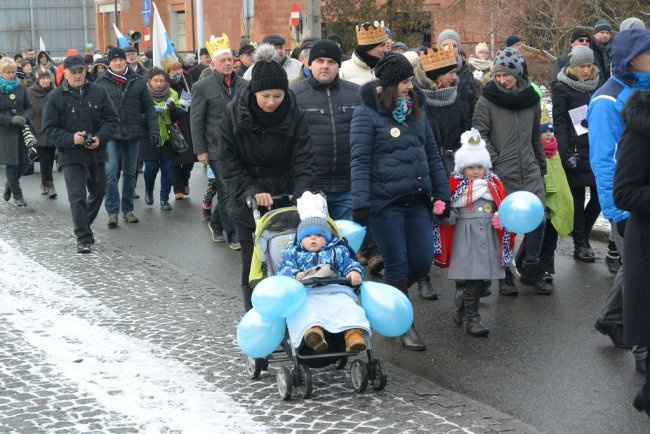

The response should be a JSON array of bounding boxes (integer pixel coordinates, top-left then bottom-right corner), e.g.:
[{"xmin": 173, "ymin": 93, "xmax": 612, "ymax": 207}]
[
  {"xmin": 142, "ymin": 0, "xmax": 151, "ymax": 27},
  {"xmin": 290, "ymin": 3, "xmax": 300, "ymax": 28}
]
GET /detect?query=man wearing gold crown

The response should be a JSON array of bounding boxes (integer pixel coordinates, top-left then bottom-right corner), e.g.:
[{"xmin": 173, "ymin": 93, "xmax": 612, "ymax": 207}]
[
  {"xmin": 339, "ymin": 21, "xmax": 391, "ymax": 85},
  {"xmin": 190, "ymin": 34, "xmax": 246, "ymax": 250}
]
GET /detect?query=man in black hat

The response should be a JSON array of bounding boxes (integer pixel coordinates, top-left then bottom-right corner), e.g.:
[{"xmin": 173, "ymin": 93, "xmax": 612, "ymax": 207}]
[
  {"xmin": 189, "ymin": 47, "xmax": 211, "ymax": 83},
  {"xmin": 42, "ymin": 54, "xmax": 119, "ymax": 253},
  {"xmin": 242, "ymin": 34, "xmax": 304, "ymax": 85},
  {"xmin": 95, "ymin": 47, "xmax": 158, "ymax": 228},
  {"xmin": 236, "ymin": 44, "xmax": 255, "ymax": 77},
  {"xmin": 591, "ymin": 19, "xmax": 613, "ymax": 87},
  {"xmin": 551, "ymin": 28, "xmax": 592, "ymax": 84},
  {"xmin": 297, "ymin": 37, "xmax": 320, "ymax": 78},
  {"xmin": 326, "ymin": 33, "xmax": 350, "ymax": 61},
  {"xmin": 292, "ymin": 39, "xmax": 361, "ymax": 221}
]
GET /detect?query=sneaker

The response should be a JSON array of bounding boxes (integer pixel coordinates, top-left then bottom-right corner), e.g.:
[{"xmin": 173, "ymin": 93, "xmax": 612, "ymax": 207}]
[
  {"xmin": 108, "ymin": 214, "xmax": 119, "ymax": 228},
  {"xmin": 228, "ymin": 242, "xmax": 241, "ymax": 251},
  {"xmin": 48, "ymin": 185, "xmax": 57, "ymax": 199},
  {"xmin": 14, "ymin": 197, "xmax": 27, "ymax": 207},
  {"xmin": 160, "ymin": 201, "xmax": 172, "ymax": 211},
  {"xmin": 304, "ymin": 326, "xmax": 328, "ymax": 353},
  {"xmin": 77, "ymin": 242, "xmax": 91, "ymax": 254},
  {"xmin": 123, "ymin": 211, "xmax": 139, "ymax": 223},
  {"xmin": 202, "ymin": 202, "xmax": 212, "ymax": 221},
  {"xmin": 208, "ymin": 223, "xmax": 225, "ymax": 243},
  {"xmin": 40, "ymin": 184, "xmax": 48, "ymax": 195},
  {"xmin": 542, "ymin": 272, "xmax": 554, "ymax": 283}
]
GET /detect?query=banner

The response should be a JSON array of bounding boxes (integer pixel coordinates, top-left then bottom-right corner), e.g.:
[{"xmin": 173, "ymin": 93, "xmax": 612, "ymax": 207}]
[
  {"xmin": 152, "ymin": 2, "xmax": 178, "ymax": 69},
  {"xmin": 112, "ymin": 23, "xmax": 130, "ymax": 49}
]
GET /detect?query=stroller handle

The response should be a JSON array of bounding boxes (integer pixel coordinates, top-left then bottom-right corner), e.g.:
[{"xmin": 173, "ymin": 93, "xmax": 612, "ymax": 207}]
[
  {"xmin": 301, "ymin": 276, "xmax": 359, "ymax": 291},
  {"xmin": 246, "ymin": 194, "xmax": 294, "ymax": 225}
]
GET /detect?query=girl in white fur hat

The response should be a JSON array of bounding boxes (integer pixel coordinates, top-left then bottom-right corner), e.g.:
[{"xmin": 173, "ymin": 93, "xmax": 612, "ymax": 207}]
[{"xmin": 437, "ymin": 128, "xmax": 515, "ymax": 337}]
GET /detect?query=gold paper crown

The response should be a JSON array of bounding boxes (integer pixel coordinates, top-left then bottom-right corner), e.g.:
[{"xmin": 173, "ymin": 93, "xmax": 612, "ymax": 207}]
[
  {"xmin": 356, "ymin": 21, "xmax": 388, "ymax": 46},
  {"xmin": 206, "ymin": 33, "xmax": 231, "ymax": 57},
  {"xmin": 419, "ymin": 46, "xmax": 457, "ymax": 73},
  {"xmin": 541, "ymin": 104, "xmax": 552, "ymax": 125}
]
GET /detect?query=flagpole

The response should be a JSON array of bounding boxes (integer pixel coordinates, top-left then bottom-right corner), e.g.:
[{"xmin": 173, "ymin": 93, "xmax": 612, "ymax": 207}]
[{"xmin": 195, "ymin": 0, "xmax": 204, "ymax": 55}]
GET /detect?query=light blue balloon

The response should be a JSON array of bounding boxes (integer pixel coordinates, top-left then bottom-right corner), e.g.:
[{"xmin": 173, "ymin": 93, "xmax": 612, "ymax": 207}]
[
  {"xmin": 251, "ymin": 276, "xmax": 307, "ymax": 319},
  {"xmin": 237, "ymin": 308, "xmax": 286, "ymax": 358},
  {"xmin": 334, "ymin": 219, "xmax": 367, "ymax": 252},
  {"xmin": 499, "ymin": 191, "xmax": 544, "ymax": 234},
  {"xmin": 360, "ymin": 281, "xmax": 413, "ymax": 337}
]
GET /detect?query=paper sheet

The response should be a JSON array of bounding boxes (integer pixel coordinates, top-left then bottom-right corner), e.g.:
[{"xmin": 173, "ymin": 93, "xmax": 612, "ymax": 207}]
[{"xmin": 569, "ymin": 105, "xmax": 588, "ymax": 136}]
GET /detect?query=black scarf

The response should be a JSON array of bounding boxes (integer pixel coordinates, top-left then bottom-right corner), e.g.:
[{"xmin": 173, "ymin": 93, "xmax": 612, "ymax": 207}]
[
  {"xmin": 354, "ymin": 47, "xmax": 380, "ymax": 69},
  {"xmin": 592, "ymin": 40, "xmax": 611, "ymax": 76},
  {"xmin": 481, "ymin": 81, "xmax": 539, "ymax": 111},
  {"xmin": 249, "ymin": 92, "xmax": 291, "ymax": 129}
]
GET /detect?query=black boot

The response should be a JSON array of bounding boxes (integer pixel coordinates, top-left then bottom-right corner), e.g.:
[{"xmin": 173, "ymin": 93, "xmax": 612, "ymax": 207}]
[
  {"xmin": 463, "ymin": 281, "xmax": 489, "ymax": 337},
  {"xmin": 7, "ymin": 172, "xmax": 25, "ymax": 207},
  {"xmin": 240, "ymin": 285, "xmax": 253, "ymax": 313},
  {"xmin": 499, "ymin": 268, "xmax": 519, "ymax": 296},
  {"xmin": 633, "ymin": 383, "xmax": 650, "ymax": 420},
  {"xmin": 385, "ymin": 278, "xmax": 425, "ymax": 351},
  {"xmin": 3, "ymin": 183, "xmax": 10, "ymax": 201},
  {"xmin": 417, "ymin": 274, "xmax": 438, "ymax": 300},
  {"xmin": 452, "ymin": 287, "xmax": 464, "ymax": 325},
  {"xmin": 520, "ymin": 265, "xmax": 554, "ymax": 294},
  {"xmin": 573, "ymin": 233, "xmax": 595, "ymax": 262}
]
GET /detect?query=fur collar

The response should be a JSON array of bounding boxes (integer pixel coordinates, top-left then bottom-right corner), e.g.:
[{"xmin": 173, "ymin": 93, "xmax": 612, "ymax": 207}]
[
  {"xmin": 623, "ymin": 89, "xmax": 650, "ymax": 137},
  {"xmin": 360, "ymin": 80, "xmax": 426, "ymax": 114}
]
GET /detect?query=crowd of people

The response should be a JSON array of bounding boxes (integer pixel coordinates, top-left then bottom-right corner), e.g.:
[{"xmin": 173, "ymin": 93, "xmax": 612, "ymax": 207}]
[{"xmin": 1, "ymin": 15, "xmax": 649, "ymax": 418}]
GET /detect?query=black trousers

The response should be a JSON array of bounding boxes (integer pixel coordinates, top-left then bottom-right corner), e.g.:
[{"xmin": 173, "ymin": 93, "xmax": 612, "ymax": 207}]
[
  {"xmin": 570, "ymin": 185, "xmax": 600, "ymax": 246},
  {"xmin": 36, "ymin": 147, "xmax": 56, "ymax": 184},
  {"xmin": 173, "ymin": 163, "xmax": 193, "ymax": 193},
  {"xmin": 538, "ymin": 218, "xmax": 559, "ymax": 274},
  {"xmin": 62, "ymin": 163, "xmax": 106, "ymax": 243}
]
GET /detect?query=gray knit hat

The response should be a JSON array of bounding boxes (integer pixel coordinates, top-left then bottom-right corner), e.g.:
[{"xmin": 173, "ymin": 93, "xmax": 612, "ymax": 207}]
[
  {"xmin": 493, "ymin": 47, "xmax": 526, "ymax": 81},
  {"xmin": 297, "ymin": 216, "xmax": 331, "ymax": 243},
  {"xmin": 437, "ymin": 29, "xmax": 461, "ymax": 47},
  {"xmin": 620, "ymin": 18, "xmax": 646, "ymax": 32},
  {"xmin": 569, "ymin": 45, "xmax": 594, "ymax": 67},
  {"xmin": 594, "ymin": 19, "xmax": 612, "ymax": 34}
]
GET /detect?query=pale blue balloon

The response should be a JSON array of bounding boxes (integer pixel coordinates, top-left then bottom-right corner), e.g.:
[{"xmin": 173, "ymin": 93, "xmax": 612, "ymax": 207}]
[
  {"xmin": 334, "ymin": 219, "xmax": 367, "ymax": 252},
  {"xmin": 251, "ymin": 276, "xmax": 307, "ymax": 319},
  {"xmin": 499, "ymin": 191, "xmax": 544, "ymax": 234},
  {"xmin": 360, "ymin": 281, "xmax": 414, "ymax": 337},
  {"xmin": 237, "ymin": 308, "xmax": 286, "ymax": 358}
]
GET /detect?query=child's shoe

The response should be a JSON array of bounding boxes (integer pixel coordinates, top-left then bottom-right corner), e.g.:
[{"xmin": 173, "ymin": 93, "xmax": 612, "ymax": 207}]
[
  {"xmin": 344, "ymin": 328, "xmax": 367, "ymax": 352},
  {"xmin": 304, "ymin": 326, "xmax": 328, "ymax": 353},
  {"xmin": 202, "ymin": 201, "xmax": 212, "ymax": 221}
]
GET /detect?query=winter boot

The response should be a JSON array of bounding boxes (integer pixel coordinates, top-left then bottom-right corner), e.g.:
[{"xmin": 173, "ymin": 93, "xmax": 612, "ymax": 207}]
[
  {"xmin": 417, "ymin": 274, "xmax": 438, "ymax": 300},
  {"xmin": 605, "ymin": 240, "xmax": 621, "ymax": 275},
  {"xmin": 40, "ymin": 183, "xmax": 49, "ymax": 195},
  {"xmin": 499, "ymin": 268, "xmax": 519, "ymax": 296},
  {"xmin": 385, "ymin": 278, "xmax": 425, "ymax": 351},
  {"xmin": 573, "ymin": 232, "xmax": 595, "ymax": 262},
  {"xmin": 240, "ymin": 284, "xmax": 253, "ymax": 313},
  {"xmin": 344, "ymin": 328, "xmax": 367, "ymax": 352},
  {"xmin": 463, "ymin": 281, "xmax": 489, "ymax": 337},
  {"xmin": 8, "ymin": 172, "xmax": 26, "ymax": 207},
  {"xmin": 452, "ymin": 286, "xmax": 465, "ymax": 326},
  {"xmin": 47, "ymin": 181, "xmax": 57, "ymax": 199},
  {"xmin": 3, "ymin": 183, "xmax": 10, "ymax": 201},
  {"xmin": 304, "ymin": 326, "xmax": 328, "ymax": 353},
  {"xmin": 633, "ymin": 383, "xmax": 650, "ymax": 420},
  {"xmin": 520, "ymin": 265, "xmax": 554, "ymax": 295}
]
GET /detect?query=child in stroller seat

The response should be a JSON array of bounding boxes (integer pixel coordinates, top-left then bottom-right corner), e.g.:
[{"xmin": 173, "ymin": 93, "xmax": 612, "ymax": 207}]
[{"xmin": 276, "ymin": 215, "xmax": 371, "ymax": 354}]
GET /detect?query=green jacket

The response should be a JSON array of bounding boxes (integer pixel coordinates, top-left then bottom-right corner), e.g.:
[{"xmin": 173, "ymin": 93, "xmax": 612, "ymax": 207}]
[{"xmin": 544, "ymin": 152, "xmax": 573, "ymax": 237}]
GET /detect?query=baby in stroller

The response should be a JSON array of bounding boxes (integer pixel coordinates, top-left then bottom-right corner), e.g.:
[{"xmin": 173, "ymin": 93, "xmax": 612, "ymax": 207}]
[{"xmin": 276, "ymin": 215, "xmax": 371, "ymax": 354}]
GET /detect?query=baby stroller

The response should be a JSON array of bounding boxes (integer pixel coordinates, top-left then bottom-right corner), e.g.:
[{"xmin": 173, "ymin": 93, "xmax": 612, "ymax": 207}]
[{"xmin": 243, "ymin": 195, "xmax": 388, "ymax": 400}]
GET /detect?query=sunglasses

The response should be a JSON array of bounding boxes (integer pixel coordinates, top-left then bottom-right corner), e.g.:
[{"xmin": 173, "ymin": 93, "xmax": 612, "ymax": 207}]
[{"xmin": 577, "ymin": 38, "xmax": 590, "ymax": 43}]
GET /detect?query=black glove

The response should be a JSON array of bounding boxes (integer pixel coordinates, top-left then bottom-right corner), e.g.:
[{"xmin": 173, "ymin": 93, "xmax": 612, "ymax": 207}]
[
  {"xmin": 11, "ymin": 115, "xmax": 26, "ymax": 128},
  {"xmin": 352, "ymin": 208, "xmax": 370, "ymax": 227},
  {"xmin": 616, "ymin": 219, "xmax": 627, "ymax": 237},
  {"xmin": 566, "ymin": 153, "xmax": 580, "ymax": 169}
]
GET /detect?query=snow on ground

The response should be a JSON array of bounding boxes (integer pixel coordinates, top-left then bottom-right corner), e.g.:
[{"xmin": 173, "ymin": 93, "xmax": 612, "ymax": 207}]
[{"xmin": 0, "ymin": 239, "xmax": 265, "ymax": 434}]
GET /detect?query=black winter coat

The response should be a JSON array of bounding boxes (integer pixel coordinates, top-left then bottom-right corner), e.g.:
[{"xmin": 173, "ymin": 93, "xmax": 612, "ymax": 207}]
[
  {"xmin": 613, "ymin": 89, "xmax": 650, "ymax": 346},
  {"xmin": 0, "ymin": 84, "xmax": 32, "ymax": 166},
  {"xmin": 458, "ymin": 62, "xmax": 477, "ymax": 125},
  {"xmin": 550, "ymin": 53, "xmax": 570, "ymax": 85},
  {"xmin": 350, "ymin": 83, "xmax": 450, "ymax": 214},
  {"xmin": 139, "ymin": 101, "xmax": 182, "ymax": 161},
  {"xmin": 170, "ymin": 72, "xmax": 196, "ymax": 165},
  {"xmin": 217, "ymin": 87, "xmax": 316, "ymax": 228},
  {"xmin": 292, "ymin": 76, "xmax": 361, "ymax": 193},
  {"xmin": 95, "ymin": 69, "xmax": 158, "ymax": 141},
  {"xmin": 590, "ymin": 40, "xmax": 611, "ymax": 88},
  {"xmin": 551, "ymin": 73, "xmax": 597, "ymax": 187},
  {"xmin": 42, "ymin": 81, "xmax": 119, "ymax": 167}
]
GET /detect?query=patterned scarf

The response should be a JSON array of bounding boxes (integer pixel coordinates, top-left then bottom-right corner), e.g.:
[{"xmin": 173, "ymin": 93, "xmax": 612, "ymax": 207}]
[
  {"xmin": 147, "ymin": 84, "xmax": 176, "ymax": 148},
  {"xmin": 392, "ymin": 97, "xmax": 413, "ymax": 123},
  {"xmin": 107, "ymin": 67, "xmax": 130, "ymax": 89},
  {"xmin": 0, "ymin": 77, "xmax": 19, "ymax": 94}
]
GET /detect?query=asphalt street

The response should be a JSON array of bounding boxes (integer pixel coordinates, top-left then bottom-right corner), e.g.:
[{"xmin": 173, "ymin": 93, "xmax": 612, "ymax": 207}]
[{"xmin": 2, "ymin": 164, "xmax": 648, "ymax": 433}]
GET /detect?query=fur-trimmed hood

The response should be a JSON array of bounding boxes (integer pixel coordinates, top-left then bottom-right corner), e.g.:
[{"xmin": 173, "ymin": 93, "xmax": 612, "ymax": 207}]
[
  {"xmin": 623, "ymin": 89, "xmax": 650, "ymax": 138},
  {"xmin": 359, "ymin": 80, "xmax": 426, "ymax": 115}
]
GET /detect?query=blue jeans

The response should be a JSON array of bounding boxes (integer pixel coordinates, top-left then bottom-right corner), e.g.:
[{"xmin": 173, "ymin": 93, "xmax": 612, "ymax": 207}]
[
  {"xmin": 369, "ymin": 202, "xmax": 434, "ymax": 280},
  {"xmin": 144, "ymin": 159, "xmax": 174, "ymax": 202},
  {"xmin": 105, "ymin": 139, "xmax": 140, "ymax": 215},
  {"xmin": 325, "ymin": 190, "xmax": 353, "ymax": 220}
]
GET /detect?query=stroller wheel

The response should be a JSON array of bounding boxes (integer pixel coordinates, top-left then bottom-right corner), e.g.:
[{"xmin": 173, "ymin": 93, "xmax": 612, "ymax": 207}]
[
  {"xmin": 276, "ymin": 367, "xmax": 292, "ymax": 400},
  {"xmin": 244, "ymin": 356, "xmax": 264, "ymax": 379},
  {"xmin": 293, "ymin": 365, "xmax": 313, "ymax": 399},
  {"xmin": 350, "ymin": 360, "xmax": 369, "ymax": 393},
  {"xmin": 370, "ymin": 358, "xmax": 388, "ymax": 391},
  {"xmin": 334, "ymin": 356, "xmax": 348, "ymax": 370}
]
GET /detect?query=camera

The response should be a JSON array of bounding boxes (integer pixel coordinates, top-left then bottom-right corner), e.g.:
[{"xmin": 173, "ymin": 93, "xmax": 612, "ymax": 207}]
[
  {"xmin": 567, "ymin": 153, "xmax": 580, "ymax": 169},
  {"xmin": 83, "ymin": 133, "xmax": 94, "ymax": 148}
]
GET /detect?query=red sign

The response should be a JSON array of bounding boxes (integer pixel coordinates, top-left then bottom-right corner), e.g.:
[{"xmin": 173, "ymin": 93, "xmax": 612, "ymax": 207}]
[{"xmin": 290, "ymin": 4, "xmax": 300, "ymax": 27}]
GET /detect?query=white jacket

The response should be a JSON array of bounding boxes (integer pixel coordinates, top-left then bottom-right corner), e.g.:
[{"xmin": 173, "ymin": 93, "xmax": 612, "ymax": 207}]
[{"xmin": 339, "ymin": 53, "xmax": 375, "ymax": 85}]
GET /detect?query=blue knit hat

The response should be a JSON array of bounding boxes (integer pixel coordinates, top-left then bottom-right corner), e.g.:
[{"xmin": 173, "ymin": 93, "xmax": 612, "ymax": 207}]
[
  {"xmin": 297, "ymin": 216, "xmax": 331, "ymax": 242},
  {"xmin": 540, "ymin": 123, "xmax": 554, "ymax": 133}
]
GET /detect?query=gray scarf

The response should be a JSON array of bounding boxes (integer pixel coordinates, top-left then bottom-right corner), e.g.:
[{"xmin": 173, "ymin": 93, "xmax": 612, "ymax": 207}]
[
  {"xmin": 422, "ymin": 85, "xmax": 458, "ymax": 107},
  {"xmin": 557, "ymin": 68, "xmax": 599, "ymax": 93}
]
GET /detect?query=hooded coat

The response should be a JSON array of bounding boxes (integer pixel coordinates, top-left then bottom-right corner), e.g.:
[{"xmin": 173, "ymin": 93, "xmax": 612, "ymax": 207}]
[
  {"xmin": 27, "ymin": 82, "xmax": 53, "ymax": 147},
  {"xmin": 613, "ymin": 89, "xmax": 650, "ymax": 345}
]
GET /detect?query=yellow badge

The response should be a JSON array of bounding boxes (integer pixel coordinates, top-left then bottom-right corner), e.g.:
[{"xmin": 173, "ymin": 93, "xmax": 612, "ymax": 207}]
[
  {"xmin": 484, "ymin": 203, "xmax": 493, "ymax": 213},
  {"xmin": 390, "ymin": 127, "xmax": 400, "ymax": 138},
  {"xmin": 9, "ymin": 94, "xmax": 15, "ymax": 100}
]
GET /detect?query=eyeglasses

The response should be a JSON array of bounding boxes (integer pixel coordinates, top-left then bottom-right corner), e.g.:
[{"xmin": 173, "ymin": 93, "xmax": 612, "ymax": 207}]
[{"xmin": 577, "ymin": 38, "xmax": 590, "ymax": 43}]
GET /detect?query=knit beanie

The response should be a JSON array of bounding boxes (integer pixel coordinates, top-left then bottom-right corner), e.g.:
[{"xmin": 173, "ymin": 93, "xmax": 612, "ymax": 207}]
[
  {"xmin": 540, "ymin": 123, "xmax": 554, "ymax": 134},
  {"xmin": 505, "ymin": 35, "xmax": 521, "ymax": 47},
  {"xmin": 297, "ymin": 216, "xmax": 332, "ymax": 243},
  {"xmin": 594, "ymin": 19, "xmax": 612, "ymax": 34},
  {"xmin": 249, "ymin": 43, "xmax": 288, "ymax": 93},
  {"xmin": 454, "ymin": 129, "xmax": 492, "ymax": 173},
  {"xmin": 620, "ymin": 18, "xmax": 646, "ymax": 32},
  {"xmin": 569, "ymin": 45, "xmax": 594, "ymax": 67},
  {"xmin": 107, "ymin": 47, "xmax": 126, "ymax": 62},
  {"xmin": 493, "ymin": 47, "xmax": 526, "ymax": 81},
  {"xmin": 374, "ymin": 52, "xmax": 414, "ymax": 87},
  {"xmin": 325, "ymin": 33, "xmax": 342, "ymax": 45},
  {"xmin": 308, "ymin": 39, "xmax": 342, "ymax": 66},
  {"xmin": 570, "ymin": 28, "xmax": 591, "ymax": 43},
  {"xmin": 474, "ymin": 42, "xmax": 490, "ymax": 57},
  {"xmin": 437, "ymin": 29, "xmax": 461, "ymax": 47}
]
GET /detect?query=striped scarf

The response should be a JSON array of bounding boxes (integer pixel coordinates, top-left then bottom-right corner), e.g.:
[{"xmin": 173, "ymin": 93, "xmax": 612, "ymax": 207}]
[{"xmin": 107, "ymin": 67, "xmax": 129, "ymax": 89}]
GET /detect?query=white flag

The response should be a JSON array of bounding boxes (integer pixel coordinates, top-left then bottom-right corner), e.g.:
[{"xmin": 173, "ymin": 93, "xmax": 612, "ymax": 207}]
[{"xmin": 152, "ymin": 2, "xmax": 178, "ymax": 69}]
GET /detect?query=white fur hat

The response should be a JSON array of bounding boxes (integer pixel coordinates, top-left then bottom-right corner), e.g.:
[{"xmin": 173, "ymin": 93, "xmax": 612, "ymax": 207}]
[{"xmin": 454, "ymin": 128, "xmax": 492, "ymax": 173}]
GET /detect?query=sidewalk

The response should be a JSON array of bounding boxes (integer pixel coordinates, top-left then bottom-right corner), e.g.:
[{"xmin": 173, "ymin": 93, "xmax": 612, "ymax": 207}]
[{"xmin": 0, "ymin": 200, "xmax": 542, "ymax": 433}]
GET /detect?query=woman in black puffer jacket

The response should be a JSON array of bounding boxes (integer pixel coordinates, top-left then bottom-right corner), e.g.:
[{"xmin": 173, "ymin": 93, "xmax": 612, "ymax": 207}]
[
  {"xmin": 350, "ymin": 53, "xmax": 450, "ymax": 352},
  {"xmin": 552, "ymin": 45, "xmax": 601, "ymax": 262}
]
